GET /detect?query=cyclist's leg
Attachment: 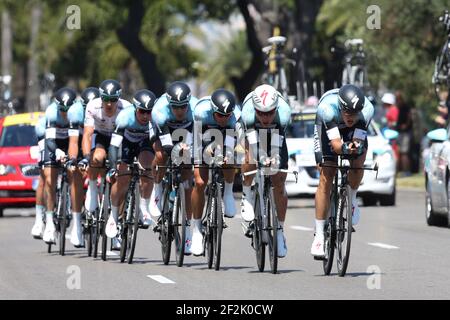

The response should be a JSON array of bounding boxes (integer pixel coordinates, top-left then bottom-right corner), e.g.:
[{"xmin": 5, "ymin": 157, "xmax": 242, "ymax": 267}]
[
  {"xmin": 150, "ymin": 140, "xmax": 167, "ymax": 216},
  {"xmin": 31, "ymin": 170, "xmax": 46, "ymax": 238},
  {"xmin": 86, "ymin": 134, "xmax": 108, "ymax": 212},
  {"xmin": 42, "ymin": 143, "xmax": 60, "ymax": 242},
  {"xmin": 312, "ymin": 123, "xmax": 337, "ymax": 256},
  {"xmin": 241, "ymin": 141, "xmax": 256, "ymax": 222},
  {"xmin": 191, "ymin": 166, "xmax": 209, "ymax": 255},
  {"xmin": 181, "ymin": 168, "xmax": 193, "ymax": 221},
  {"xmin": 137, "ymin": 143, "xmax": 154, "ymax": 225},
  {"xmin": 222, "ymin": 165, "xmax": 236, "ymax": 218},
  {"xmin": 68, "ymin": 167, "xmax": 84, "ymax": 246},
  {"xmin": 348, "ymin": 140, "xmax": 368, "ymax": 225}
]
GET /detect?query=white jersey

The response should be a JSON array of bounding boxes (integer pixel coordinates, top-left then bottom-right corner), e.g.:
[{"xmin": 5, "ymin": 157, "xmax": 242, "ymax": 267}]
[{"xmin": 84, "ymin": 97, "xmax": 132, "ymax": 136}]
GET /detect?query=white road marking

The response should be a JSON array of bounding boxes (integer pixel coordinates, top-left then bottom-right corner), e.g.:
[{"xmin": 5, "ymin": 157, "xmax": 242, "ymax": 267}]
[
  {"xmin": 147, "ymin": 275, "xmax": 176, "ymax": 284},
  {"xmin": 367, "ymin": 242, "xmax": 399, "ymax": 250},
  {"xmin": 290, "ymin": 225, "xmax": 314, "ymax": 232}
]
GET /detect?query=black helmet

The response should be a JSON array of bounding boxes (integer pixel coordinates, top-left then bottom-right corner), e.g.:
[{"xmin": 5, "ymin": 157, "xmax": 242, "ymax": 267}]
[
  {"xmin": 81, "ymin": 87, "xmax": 100, "ymax": 107},
  {"xmin": 211, "ymin": 89, "xmax": 236, "ymax": 115},
  {"xmin": 54, "ymin": 87, "xmax": 77, "ymax": 112},
  {"xmin": 338, "ymin": 84, "xmax": 365, "ymax": 113},
  {"xmin": 133, "ymin": 89, "xmax": 156, "ymax": 111},
  {"xmin": 99, "ymin": 79, "xmax": 122, "ymax": 99},
  {"xmin": 166, "ymin": 81, "xmax": 191, "ymax": 107}
]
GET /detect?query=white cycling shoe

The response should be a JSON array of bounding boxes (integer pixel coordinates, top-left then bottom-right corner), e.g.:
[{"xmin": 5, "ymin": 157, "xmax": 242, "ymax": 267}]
[
  {"xmin": 190, "ymin": 227, "xmax": 204, "ymax": 256},
  {"xmin": 31, "ymin": 220, "xmax": 44, "ymax": 239},
  {"xmin": 277, "ymin": 229, "xmax": 287, "ymax": 258},
  {"xmin": 150, "ymin": 185, "xmax": 163, "ymax": 217},
  {"xmin": 105, "ymin": 214, "xmax": 118, "ymax": 238},
  {"xmin": 223, "ymin": 190, "xmax": 236, "ymax": 218},
  {"xmin": 311, "ymin": 234, "xmax": 325, "ymax": 258},
  {"xmin": 240, "ymin": 193, "xmax": 255, "ymax": 222},
  {"xmin": 70, "ymin": 223, "xmax": 84, "ymax": 248},
  {"xmin": 43, "ymin": 223, "xmax": 56, "ymax": 244}
]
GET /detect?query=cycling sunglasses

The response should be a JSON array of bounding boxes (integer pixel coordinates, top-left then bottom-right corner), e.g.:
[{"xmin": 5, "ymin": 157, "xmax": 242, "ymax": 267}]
[
  {"xmin": 101, "ymin": 96, "xmax": 119, "ymax": 103},
  {"xmin": 137, "ymin": 108, "xmax": 152, "ymax": 115},
  {"xmin": 170, "ymin": 103, "xmax": 188, "ymax": 110},
  {"xmin": 215, "ymin": 112, "xmax": 232, "ymax": 119},
  {"xmin": 256, "ymin": 109, "xmax": 276, "ymax": 117}
]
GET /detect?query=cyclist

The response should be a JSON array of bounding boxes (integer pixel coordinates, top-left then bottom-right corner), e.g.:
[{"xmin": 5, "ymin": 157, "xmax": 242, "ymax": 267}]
[
  {"xmin": 190, "ymin": 88, "xmax": 242, "ymax": 256},
  {"xmin": 41, "ymin": 87, "xmax": 81, "ymax": 244},
  {"xmin": 151, "ymin": 81, "xmax": 198, "ymax": 254},
  {"xmin": 311, "ymin": 84, "xmax": 374, "ymax": 258},
  {"xmin": 30, "ymin": 115, "xmax": 47, "ymax": 239},
  {"xmin": 65, "ymin": 87, "xmax": 100, "ymax": 247},
  {"xmin": 79, "ymin": 80, "xmax": 132, "ymax": 245},
  {"xmin": 106, "ymin": 89, "xmax": 158, "ymax": 248},
  {"xmin": 240, "ymin": 84, "xmax": 291, "ymax": 258}
]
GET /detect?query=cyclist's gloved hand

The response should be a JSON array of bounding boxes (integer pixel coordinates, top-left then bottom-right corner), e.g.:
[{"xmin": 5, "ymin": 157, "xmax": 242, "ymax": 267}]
[
  {"xmin": 65, "ymin": 158, "xmax": 77, "ymax": 170},
  {"xmin": 77, "ymin": 157, "xmax": 89, "ymax": 171},
  {"xmin": 106, "ymin": 168, "xmax": 117, "ymax": 183},
  {"xmin": 354, "ymin": 141, "xmax": 365, "ymax": 156},
  {"xmin": 341, "ymin": 141, "xmax": 354, "ymax": 155},
  {"xmin": 270, "ymin": 154, "xmax": 281, "ymax": 168},
  {"xmin": 55, "ymin": 148, "xmax": 66, "ymax": 162}
]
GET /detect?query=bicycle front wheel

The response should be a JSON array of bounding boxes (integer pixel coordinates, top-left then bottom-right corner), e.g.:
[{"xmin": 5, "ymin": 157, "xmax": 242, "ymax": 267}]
[
  {"xmin": 160, "ymin": 185, "xmax": 172, "ymax": 265},
  {"xmin": 336, "ymin": 185, "xmax": 352, "ymax": 277},
  {"xmin": 127, "ymin": 183, "xmax": 140, "ymax": 264},
  {"xmin": 267, "ymin": 188, "xmax": 278, "ymax": 274},
  {"xmin": 174, "ymin": 187, "xmax": 186, "ymax": 267},
  {"xmin": 101, "ymin": 183, "xmax": 111, "ymax": 261},
  {"xmin": 58, "ymin": 180, "xmax": 69, "ymax": 256},
  {"xmin": 253, "ymin": 191, "xmax": 265, "ymax": 272},
  {"xmin": 213, "ymin": 182, "xmax": 223, "ymax": 271}
]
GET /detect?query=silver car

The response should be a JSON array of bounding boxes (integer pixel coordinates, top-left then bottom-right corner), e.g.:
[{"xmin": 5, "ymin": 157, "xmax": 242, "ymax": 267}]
[{"xmin": 424, "ymin": 128, "xmax": 450, "ymax": 226}]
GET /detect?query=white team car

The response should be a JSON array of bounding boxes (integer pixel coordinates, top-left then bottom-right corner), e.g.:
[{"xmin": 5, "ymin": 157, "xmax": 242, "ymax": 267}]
[{"xmin": 285, "ymin": 107, "xmax": 397, "ymax": 206}]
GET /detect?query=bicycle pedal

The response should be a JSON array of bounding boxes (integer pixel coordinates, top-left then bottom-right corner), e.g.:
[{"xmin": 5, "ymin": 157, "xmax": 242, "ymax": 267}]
[
  {"xmin": 314, "ymin": 256, "xmax": 326, "ymax": 261},
  {"xmin": 352, "ymin": 227, "xmax": 356, "ymax": 233},
  {"xmin": 223, "ymin": 222, "xmax": 228, "ymax": 229}
]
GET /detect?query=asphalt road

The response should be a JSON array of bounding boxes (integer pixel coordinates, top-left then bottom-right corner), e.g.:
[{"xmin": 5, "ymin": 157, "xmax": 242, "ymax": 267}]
[{"xmin": 1, "ymin": 189, "xmax": 449, "ymax": 300}]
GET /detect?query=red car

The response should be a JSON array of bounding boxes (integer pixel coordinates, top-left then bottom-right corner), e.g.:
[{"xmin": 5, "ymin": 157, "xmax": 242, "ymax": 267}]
[{"xmin": 0, "ymin": 112, "xmax": 43, "ymax": 217}]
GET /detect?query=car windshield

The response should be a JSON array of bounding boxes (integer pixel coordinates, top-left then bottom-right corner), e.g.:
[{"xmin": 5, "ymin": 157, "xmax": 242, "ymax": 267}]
[
  {"xmin": 287, "ymin": 113, "xmax": 316, "ymax": 138},
  {"xmin": 0, "ymin": 124, "xmax": 38, "ymax": 147}
]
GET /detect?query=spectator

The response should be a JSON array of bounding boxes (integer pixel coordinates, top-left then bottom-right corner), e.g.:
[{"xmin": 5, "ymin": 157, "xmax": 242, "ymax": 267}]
[
  {"xmin": 381, "ymin": 92, "xmax": 398, "ymax": 129},
  {"xmin": 434, "ymin": 89, "xmax": 449, "ymax": 127},
  {"xmin": 305, "ymin": 96, "xmax": 319, "ymax": 108},
  {"xmin": 395, "ymin": 91, "xmax": 412, "ymax": 176},
  {"xmin": 409, "ymin": 102, "xmax": 424, "ymax": 173}
]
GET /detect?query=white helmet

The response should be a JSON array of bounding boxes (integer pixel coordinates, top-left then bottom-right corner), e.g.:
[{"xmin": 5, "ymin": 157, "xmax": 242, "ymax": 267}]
[
  {"xmin": 381, "ymin": 92, "xmax": 396, "ymax": 105},
  {"xmin": 252, "ymin": 84, "xmax": 279, "ymax": 112}
]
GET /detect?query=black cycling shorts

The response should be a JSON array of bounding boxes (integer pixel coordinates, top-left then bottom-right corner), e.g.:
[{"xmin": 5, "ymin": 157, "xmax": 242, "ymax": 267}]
[
  {"xmin": 120, "ymin": 137, "xmax": 154, "ymax": 165},
  {"xmin": 43, "ymin": 139, "xmax": 69, "ymax": 167}
]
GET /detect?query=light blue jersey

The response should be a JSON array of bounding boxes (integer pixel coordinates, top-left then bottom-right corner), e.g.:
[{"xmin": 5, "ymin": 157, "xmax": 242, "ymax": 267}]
[
  {"xmin": 67, "ymin": 101, "xmax": 85, "ymax": 136},
  {"xmin": 35, "ymin": 116, "xmax": 47, "ymax": 141},
  {"xmin": 44, "ymin": 102, "xmax": 70, "ymax": 140}
]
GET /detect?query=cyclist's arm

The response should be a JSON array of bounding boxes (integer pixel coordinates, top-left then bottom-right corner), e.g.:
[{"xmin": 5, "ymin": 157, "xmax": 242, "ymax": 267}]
[
  {"xmin": 68, "ymin": 122, "xmax": 80, "ymax": 160},
  {"xmin": 108, "ymin": 127, "xmax": 124, "ymax": 170},
  {"xmin": 82, "ymin": 125, "xmax": 94, "ymax": 159},
  {"xmin": 44, "ymin": 120, "xmax": 58, "ymax": 158}
]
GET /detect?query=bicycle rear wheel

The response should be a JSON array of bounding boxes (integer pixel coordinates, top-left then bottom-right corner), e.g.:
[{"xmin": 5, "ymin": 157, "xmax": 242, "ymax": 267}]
[
  {"xmin": 127, "ymin": 184, "xmax": 140, "ymax": 264},
  {"xmin": 253, "ymin": 191, "xmax": 265, "ymax": 272},
  {"xmin": 174, "ymin": 187, "xmax": 186, "ymax": 267},
  {"xmin": 160, "ymin": 185, "xmax": 172, "ymax": 265},
  {"xmin": 213, "ymin": 182, "xmax": 223, "ymax": 271},
  {"xmin": 58, "ymin": 180, "xmax": 69, "ymax": 256},
  {"xmin": 336, "ymin": 185, "xmax": 352, "ymax": 277},
  {"xmin": 267, "ymin": 188, "xmax": 278, "ymax": 274},
  {"xmin": 323, "ymin": 185, "xmax": 337, "ymax": 275},
  {"xmin": 101, "ymin": 183, "xmax": 111, "ymax": 261},
  {"xmin": 120, "ymin": 185, "xmax": 135, "ymax": 263}
]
